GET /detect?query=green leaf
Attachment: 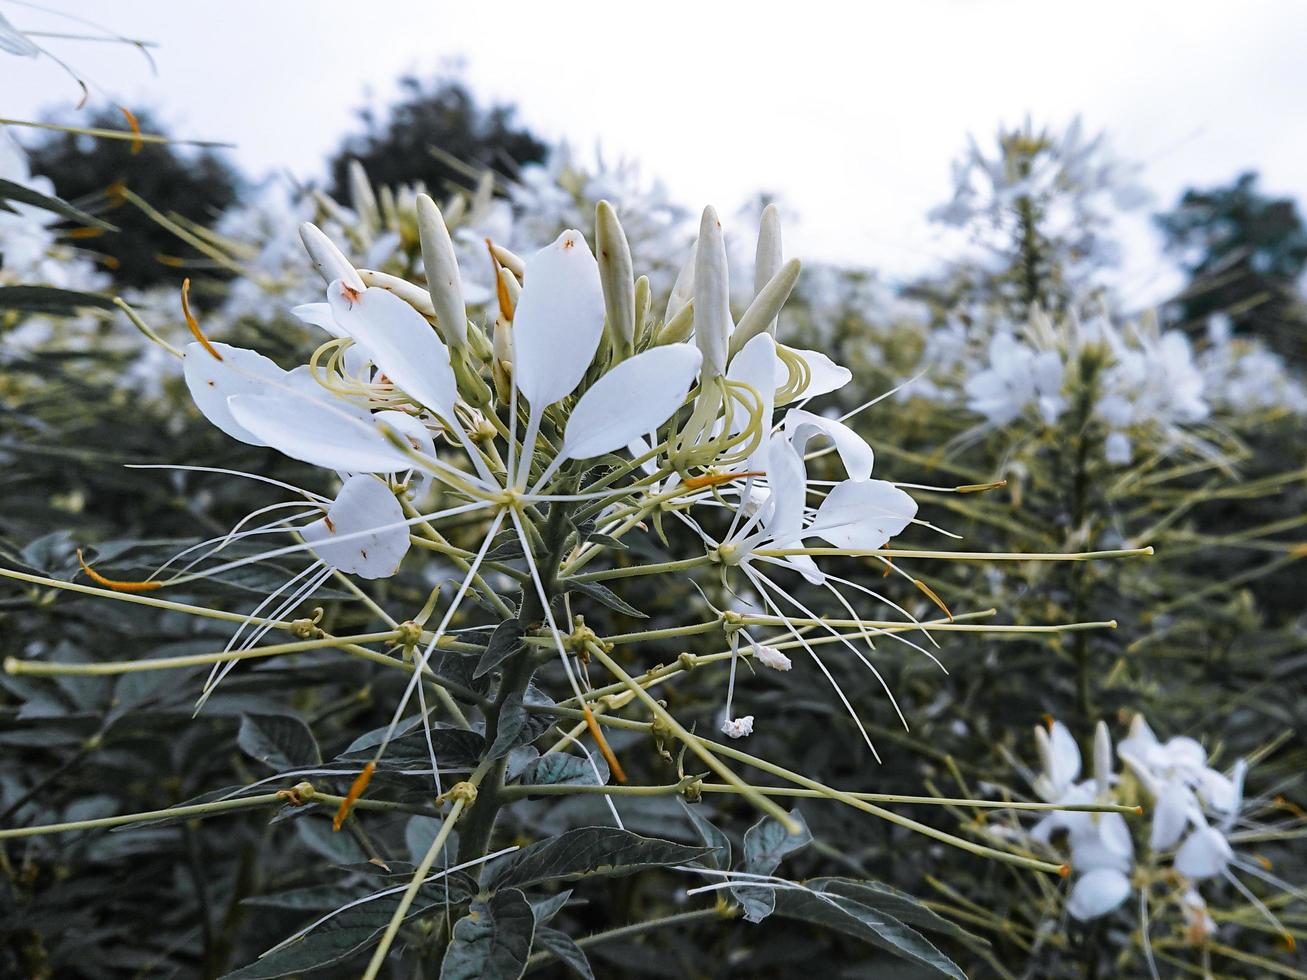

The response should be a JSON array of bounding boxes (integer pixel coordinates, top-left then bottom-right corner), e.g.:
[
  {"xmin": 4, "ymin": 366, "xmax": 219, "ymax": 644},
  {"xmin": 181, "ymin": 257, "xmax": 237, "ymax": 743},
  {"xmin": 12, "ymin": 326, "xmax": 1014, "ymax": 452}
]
[
  {"xmin": 0, "ymin": 177, "xmax": 117, "ymax": 230},
  {"xmin": 485, "ymin": 827, "xmax": 707, "ymax": 891},
  {"xmin": 528, "ymin": 889, "xmax": 572, "ymax": 926},
  {"xmin": 338, "ymin": 725, "xmax": 485, "ymax": 771},
  {"xmin": 517, "ymin": 753, "xmax": 608, "ymax": 788},
  {"xmin": 809, "ymin": 878, "xmax": 982, "ymax": 945},
  {"xmin": 0, "ymin": 285, "xmax": 118, "ymax": 314},
  {"xmin": 734, "ymin": 809, "xmax": 811, "ymax": 922},
  {"xmin": 769, "ymin": 888, "xmax": 965, "ymax": 979},
  {"xmin": 475, "ymin": 619, "xmax": 524, "ymax": 678},
  {"xmin": 241, "ymin": 885, "xmax": 364, "ymax": 911},
  {"xmin": 223, "ymin": 893, "xmax": 446, "ymax": 979},
  {"xmin": 440, "ymin": 887, "xmax": 535, "ymax": 980},
  {"xmin": 405, "ymin": 815, "xmax": 448, "ymax": 865},
  {"xmin": 534, "ymin": 926, "xmax": 594, "ymax": 980},
  {"xmin": 488, "ymin": 691, "xmax": 530, "ymax": 759},
  {"xmin": 237, "ymin": 713, "xmax": 321, "ymax": 770},
  {"xmin": 679, "ymin": 800, "xmax": 731, "ymax": 871},
  {"xmin": 565, "ymin": 580, "xmax": 648, "ymax": 619}
]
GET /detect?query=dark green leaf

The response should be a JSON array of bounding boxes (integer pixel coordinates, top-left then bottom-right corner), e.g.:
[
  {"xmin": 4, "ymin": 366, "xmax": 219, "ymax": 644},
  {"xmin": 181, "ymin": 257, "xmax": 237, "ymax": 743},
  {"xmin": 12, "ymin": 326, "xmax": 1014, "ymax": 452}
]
[
  {"xmin": 810, "ymin": 878, "xmax": 983, "ymax": 945},
  {"xmin": 734, "ymin": 809, "xmax": 811, "ymax": 922},
  {"xmin": 488, "ymin": 691, "xmax": 530, "ymax": 759},
  {"xmin": 0, "ymin": 285, "xmax": 118, "ymax": 314},
  {"xmin": 517, "ymin": 753, "xmax": 608, "ymax": 788},
  {"xmin": 534, "ymin": 926, "xmax": 594, "ymax": 980},
  {"xmin": 440, "ymin": 887, "xmax": 535, "ymax": 980},
  {"xmin": 475, "ymin": 619, "xmax": 524, "ymax": 678},
  {"xmin": 679, "ymin": 800, "xmax": 731, "ymax": 871},
  {"xmin": 565, "ymin": 580, "xmax": 648, "ymax": 619},
  {"xmin": 0, "ymin": 177, "xmax": 117, "ymax": 230},
  {"xmin": 769, "ymin": 888, "xmax": 965, "ymax": 979},
  {"xmin": 486, "ymin": 827, "xmax": 707, "ymax": 891},
  {"xmin": 237, "ymin": 713, "xmax": 321, "ymax": 770}
]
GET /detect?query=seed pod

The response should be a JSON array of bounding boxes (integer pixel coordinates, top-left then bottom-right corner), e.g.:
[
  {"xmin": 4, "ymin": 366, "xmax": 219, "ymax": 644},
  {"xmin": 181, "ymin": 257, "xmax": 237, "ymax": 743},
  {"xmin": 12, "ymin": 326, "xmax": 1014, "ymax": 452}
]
[
  {"xmin": 416, "ymin": 193, "xmax": 468, "ymax": 350},
  {"xmin": 299, "ymin": 222, "xmax": 363, "ymax": 292}
]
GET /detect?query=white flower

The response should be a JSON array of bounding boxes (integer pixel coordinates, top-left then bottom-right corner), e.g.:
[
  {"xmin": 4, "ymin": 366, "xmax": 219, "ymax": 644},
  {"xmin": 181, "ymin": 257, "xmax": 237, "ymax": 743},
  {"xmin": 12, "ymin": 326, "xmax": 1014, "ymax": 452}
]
[
  {"xmin": 1174, "ymin": 824, "xmax": 1234, "ymax": 880},
  {"xmin": 752, "ymin": 642, "xmax": 792, "ymax": 671},
  {"xmin": 1067, "ymin": 867, "xmax": 1131, "ymax": 921},
  {"xmin": 720, "ymin": 716, "xmax": 755, "ymax": 739}
]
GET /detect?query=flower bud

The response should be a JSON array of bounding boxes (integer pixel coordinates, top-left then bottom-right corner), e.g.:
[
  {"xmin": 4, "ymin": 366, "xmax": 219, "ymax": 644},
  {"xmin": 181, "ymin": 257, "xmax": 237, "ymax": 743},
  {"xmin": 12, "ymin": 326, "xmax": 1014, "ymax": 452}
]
[
  {"xmin": 347, "ymin": 159, "xmax": 380, "ymax": 236},
  {"xmin": 752, "ymin": 642, "xmax": 792, "ymax": 671},
  {"xmin": 755, "ymin": 203, "xmax": 782, "ymax": 299},
  {"xmin": 299, "ymin": 222, "xmax": 363, "ymax": 292},
  {"xmin": 596, "ymin": 200, "xmax": 636, "ymax": 361},
  {"xmin": 693, "ymin": 206, "xmax": 731, "ymax": 377},
  {"xmin": 416, "ymin": 193, "xmax": 468, "ymax": 350},
  {"xmin": 720, "ymin": 715, "xmax": 754, "ymax": 739},
  {"xmin": 634, "ymin": 275, "xmax": 652, "ymax": 346},
  {"xmin": 730, "ymin": 258, "xmax": 801, "ymax": 357},
  {"xmin": 1093, "ymin": 720, "xmax": 1112, "ymax": 798}
]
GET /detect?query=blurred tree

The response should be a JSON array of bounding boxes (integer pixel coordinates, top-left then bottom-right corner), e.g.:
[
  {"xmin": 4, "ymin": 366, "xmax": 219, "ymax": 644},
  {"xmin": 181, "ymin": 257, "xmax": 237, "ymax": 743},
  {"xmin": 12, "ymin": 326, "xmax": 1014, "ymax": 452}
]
[
  {"xmin": 327, "ymin": 75, "xmax": 547, "ymax": 200},
  {"xmin": 1156, "ymin": 172, "xmax": 1307, "ymax": 360},
  {"xmin": 27, "ymin": 108, "xmax": 241, "ymax": 291}
]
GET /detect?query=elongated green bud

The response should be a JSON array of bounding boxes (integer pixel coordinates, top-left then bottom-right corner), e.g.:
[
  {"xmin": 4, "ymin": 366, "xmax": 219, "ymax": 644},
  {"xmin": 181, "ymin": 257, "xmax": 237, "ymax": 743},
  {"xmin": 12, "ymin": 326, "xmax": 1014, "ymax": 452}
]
[
  {"xmin": 299, "ymin": 222, "xmax": 363, "ymax": 291},
  {"xmin": 755, "ymin": 204, "xmax": 782, "ymax": 293},
  {"xmin": 655, "ymin": 298, "xmax": 695, "ymax": 345},
  {"xmin": 729, "ymin": 258, "xmax": 801, "ymax": 357},
  {"xmin": 357, "ymin": 268, "xmax": 435, "ymax": 318},
  {"xmin": 596, "ymin": 200, "xmax": 636, "ymax": 362},
  {"xmin": 348, "ymin": 160, "xmax": 380, "ymax": 236},
  {"xmin": 633, "ymin": 275, "xmax": 652, "ymax": 346},
  {"xmin": 693, "ymin": 206, "xmax": 731, "ymax": 377},
  {"xmin": 416, "ymin": 193, "xmax": 468, "ymax": 350}
]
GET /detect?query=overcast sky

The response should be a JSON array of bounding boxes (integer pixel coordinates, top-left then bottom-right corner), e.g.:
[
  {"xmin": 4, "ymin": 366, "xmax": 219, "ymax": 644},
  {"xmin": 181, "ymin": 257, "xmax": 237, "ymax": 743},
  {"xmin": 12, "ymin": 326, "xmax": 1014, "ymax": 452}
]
[{"xmin": 5, "ymin": 1, "xmax": 1306, "ymax": 304}]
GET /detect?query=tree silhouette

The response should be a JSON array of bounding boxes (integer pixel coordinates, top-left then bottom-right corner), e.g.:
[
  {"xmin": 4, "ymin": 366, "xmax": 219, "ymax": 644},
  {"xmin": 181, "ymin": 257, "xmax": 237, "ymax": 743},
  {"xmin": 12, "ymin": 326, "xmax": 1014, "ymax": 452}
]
[
  {"xmin": 327, "ymin": 76, "xmax": 547, "ymax": 200},
  {"xmin": 1156, "ymin": 172, "xmax": 1307, "ymax": 360},
  {"xmin": 27, "ymin": 108, "xmax": 241, "ymax": 292}
]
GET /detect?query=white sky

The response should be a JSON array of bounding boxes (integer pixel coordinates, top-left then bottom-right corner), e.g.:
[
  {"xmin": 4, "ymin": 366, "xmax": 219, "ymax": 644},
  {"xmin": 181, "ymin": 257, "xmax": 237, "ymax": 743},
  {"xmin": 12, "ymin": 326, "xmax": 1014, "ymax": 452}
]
[{"xmin": 4, "ymin": 0, "xmax": 1307, "ymax": 305}]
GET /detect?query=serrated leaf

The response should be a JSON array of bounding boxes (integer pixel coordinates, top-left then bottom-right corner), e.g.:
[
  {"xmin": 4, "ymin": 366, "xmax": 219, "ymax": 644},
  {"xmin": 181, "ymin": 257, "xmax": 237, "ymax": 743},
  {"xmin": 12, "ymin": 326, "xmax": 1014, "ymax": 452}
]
[
  {"xmin": 0, "ymin": 177, "xmax": 116, "ymax": 229},
  {"xmin": 679, "ymin": 800, "xmax": 731, "ymax": 871},
  {"xmin": 517, "ymin": 753, "xmax": 608, "ymax": 788},
  {"xmin": 534, "ymin": 926, "xmax": 594, "ymax": 979},
  {"xmin": 223, "ymin": 893, "xmax": 447, "ymax": 979},
  {"xmin": 810, "ymin": 878, "xmax": 982, "ymax": 945},
  {"xmin": 485, "ymin": 827, "xmax": 707, "ymax": 891},
  {"xmin": 440, "ymin": 887, "xmax": 535, "ymax": 980},
  {"xmin": 734, "ymin": 809, "xmax": 811, "ymax": 922},
  {"xmin": 769, "ymin": 888, "xmax": 965, "ymax": 979},
  {"xmin": 475, "ymin": 619, "xmax": 524, "ymax": 678},
  {"xmin": 564, "ymin": 579, "xmax": 648, "ymax": 619},
  {"xmin": 237, "ymin": 713, "xmax": 321, "ymax": 770}
]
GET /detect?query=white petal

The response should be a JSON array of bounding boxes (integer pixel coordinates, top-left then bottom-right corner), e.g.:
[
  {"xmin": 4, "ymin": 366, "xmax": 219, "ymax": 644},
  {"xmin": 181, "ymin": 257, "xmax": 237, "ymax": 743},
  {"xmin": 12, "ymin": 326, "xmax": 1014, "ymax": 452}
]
[
  {"xmin": 810, "ymin": 479, "xmax": 917, "ymax": 551},
  {"xmin": 762, "ymin": 438, "xmax": 808, "ymax": 545},
  {"xmin": 1048, "ymin": 720, "xmax": 1084, "ymax": 790},
  {"xmin": 1174, "ymin": 826, "xmax": 1233, "ymax": 880},
  {"xmin": 302, "ymin": 475, "xmax": 409, "ymax": 579},
  {"xmin": 328, "ymin": 282, "xmax": 457, "ymax": 418},
  {"xmin": 783, "ymin": 409, "xmax": 874, "ymax": 481},
  {"xmin": 291, "ymin": 302, "xmax": 347, "ymax": 338},
  {"xmin": 374, "ymin": 410, "xmax": 438, "ymax": 496},
  {"xmin": 1067, "ymin": 869, "xmax": 1131, "ymax": 921},
  {"xmin": 726, "ymin": 333, "xmax": 777, "ymax": 471},
  {"xmin": 1150, "ymin": 782, "xmax": 1196, "ymax": 851},
  {"xmin": 183, "ymin": 342, "xmax": 288, "ymax": 446},
  {"xmin": 513, "ymin": 229, "xmax": 605, "ymax": 409},
  {"xmin": 560, "ymin": 345, "xmax": 702, "ymax": 461},
  {"xmin": 0, "ymin": 13, "xmax": 39, "ymax": 56},
  {"xmin": 228, "ymin": 392, "xmax": 413, "ymax": 473},
  {"xmin": 780, "ymin": 347, "xmax": 852, "ymax": 400},
  {"xmin": 300, "ymin": 222, "xmax": 363, "ymax": 291}
]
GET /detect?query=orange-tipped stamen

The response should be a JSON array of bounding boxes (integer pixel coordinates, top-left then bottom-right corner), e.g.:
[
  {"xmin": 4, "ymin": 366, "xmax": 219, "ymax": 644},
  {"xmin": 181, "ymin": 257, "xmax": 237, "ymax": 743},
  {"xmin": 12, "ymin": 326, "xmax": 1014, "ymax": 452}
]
[
  {"xmin": 1058, "ymin": 863, "xmax": 1071, "ymax": 878},
  {"xmin": 156, "ymin": 253, "xmax": 188, "ymax": 268},
  {"xmin": 1042, "ymin": 713, "xmax": 1056, "ymax": 731},
  {"xmin": 76, "ymin": 549, "xmax": 162, "ymax": 593},
  {"xmin": 582, "ymin": 703, "xmax": 627, "ymax": 784},
  {"xmin": 1255, "ymin": 853, "xmax": 1274, "ymax": 871},
  {"xmin": 181, "ymin": 278, "xmax": 223, "ymax": 361},
  {"xmin": 913, "ymin": 578, "xmax": 954, "ymax": 621},
  {"xmin": 1283, "ymin": 934, "xmax": 1297, "ymax": 953},
  {"xmin": 487, "ymin": 238, "xmax": 514, "ymax": 322},
  {"xmin": 683, "ymin": 471, "xmax": 764, "ymax": 490},
  {"xmin": 66, "ymin": 227, "xmax": 105, "ymax": 240},
  {"xmin": 119, "ymin": 105, "xmax": 143, "ymax": 154},
  {"xmin": 333, "ymin": 762, "xmax": 375, "ymax": 831}
]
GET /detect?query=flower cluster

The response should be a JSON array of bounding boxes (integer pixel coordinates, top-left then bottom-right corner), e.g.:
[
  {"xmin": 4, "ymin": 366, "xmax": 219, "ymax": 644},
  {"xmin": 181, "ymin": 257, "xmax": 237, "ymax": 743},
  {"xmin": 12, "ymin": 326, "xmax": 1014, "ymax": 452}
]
[{"xmin": 1013, "ymin": 716, "xmax": 1297, "ymax": 950}]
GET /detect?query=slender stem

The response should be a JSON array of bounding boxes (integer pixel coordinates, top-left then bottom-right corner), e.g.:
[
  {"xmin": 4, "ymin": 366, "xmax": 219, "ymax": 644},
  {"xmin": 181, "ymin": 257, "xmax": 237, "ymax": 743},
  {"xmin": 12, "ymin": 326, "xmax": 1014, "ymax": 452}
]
[
  {"xmin": 567, "ymin": 555, "xmax": 712, "ymax": 584},
  {"xmin": 0, "ymin": 793, "xmax": 285, "ymax": 840},
  {"xmin": 754, "ymin": 547, "xmax": 1154, "ymax": 561},
  {"xmin": 360, "ymin": 797, "xmax": 467, "ymax": 980},
  {"xmin": 583, "ymin": 640, "xmax": 800, "ymax": 833}
]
